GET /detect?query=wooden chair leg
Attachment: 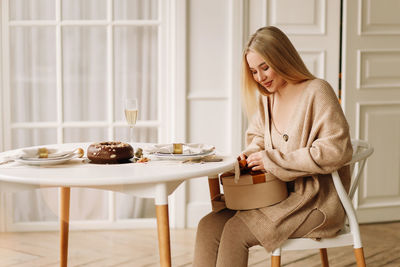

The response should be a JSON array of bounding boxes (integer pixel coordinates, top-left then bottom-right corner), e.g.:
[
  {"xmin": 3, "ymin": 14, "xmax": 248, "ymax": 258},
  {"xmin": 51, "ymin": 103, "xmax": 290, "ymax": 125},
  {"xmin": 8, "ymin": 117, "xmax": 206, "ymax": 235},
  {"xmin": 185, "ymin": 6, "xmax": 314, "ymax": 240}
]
[
  {"xmin": 320, "ymin": 248, "xmax": 329, "ymax": 267},
  {"xmin": 156, "ymin": 204, "xmax": 172, "ymax": 267},
  {"xmin": 271, "ymin": 255, "xmax": 281, "ymax": 267},
  {"xmin": 354, "ymin": 247, "xmax": 366, "ymax": 267},
  {"xmin": 60, "ymin": 187, "xmax": 70, "ymax": 267}
]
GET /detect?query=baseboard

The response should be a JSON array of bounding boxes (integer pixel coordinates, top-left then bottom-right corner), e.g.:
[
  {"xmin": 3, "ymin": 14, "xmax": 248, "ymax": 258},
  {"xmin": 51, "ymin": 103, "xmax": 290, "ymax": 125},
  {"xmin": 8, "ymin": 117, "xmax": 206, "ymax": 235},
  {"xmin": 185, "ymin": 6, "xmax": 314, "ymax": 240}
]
[
  {"xmin": 5, "ymin": 218, "xmax": 158, "ymax": 232},
  {"xmin": 357, "ymin": 205, "xmax": 400, "ymax": 224}
]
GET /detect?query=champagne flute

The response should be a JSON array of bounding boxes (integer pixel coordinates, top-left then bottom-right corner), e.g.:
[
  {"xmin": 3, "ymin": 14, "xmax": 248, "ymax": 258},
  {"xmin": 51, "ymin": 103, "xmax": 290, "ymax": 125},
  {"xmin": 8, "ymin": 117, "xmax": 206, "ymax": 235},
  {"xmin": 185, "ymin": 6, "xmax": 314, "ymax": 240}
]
[{"xmin": 124, "ymin": 98, "xmax": 138, "ymax": 144}]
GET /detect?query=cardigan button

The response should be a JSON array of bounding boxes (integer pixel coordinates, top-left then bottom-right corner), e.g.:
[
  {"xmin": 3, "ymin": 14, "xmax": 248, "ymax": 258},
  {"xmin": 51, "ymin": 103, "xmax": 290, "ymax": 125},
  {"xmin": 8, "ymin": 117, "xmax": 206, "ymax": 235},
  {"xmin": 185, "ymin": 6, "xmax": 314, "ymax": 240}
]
[{"xmin": 283, "ymin": 134, "xmax": 289, "ymax": 142}]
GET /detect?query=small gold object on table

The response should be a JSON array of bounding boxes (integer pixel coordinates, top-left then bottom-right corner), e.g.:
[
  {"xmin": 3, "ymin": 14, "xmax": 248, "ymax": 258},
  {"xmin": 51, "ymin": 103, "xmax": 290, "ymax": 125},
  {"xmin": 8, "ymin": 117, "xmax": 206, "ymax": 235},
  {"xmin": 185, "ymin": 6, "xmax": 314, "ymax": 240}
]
[
  {"xmin": 173, "ymin": 143, "xmax": 183, "ymax": 154},
  {"xmin": 38, "ymin": 148, "xmax": 49, "ymax": 158}
]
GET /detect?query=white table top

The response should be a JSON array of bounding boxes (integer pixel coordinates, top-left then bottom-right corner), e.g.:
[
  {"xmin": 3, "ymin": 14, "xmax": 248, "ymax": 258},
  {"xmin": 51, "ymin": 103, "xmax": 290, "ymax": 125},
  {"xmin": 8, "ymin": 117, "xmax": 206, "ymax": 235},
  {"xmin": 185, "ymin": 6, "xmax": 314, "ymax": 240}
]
[{"xmin": 0, "ymin": 143, "xmax": 236, "ymax": 187}]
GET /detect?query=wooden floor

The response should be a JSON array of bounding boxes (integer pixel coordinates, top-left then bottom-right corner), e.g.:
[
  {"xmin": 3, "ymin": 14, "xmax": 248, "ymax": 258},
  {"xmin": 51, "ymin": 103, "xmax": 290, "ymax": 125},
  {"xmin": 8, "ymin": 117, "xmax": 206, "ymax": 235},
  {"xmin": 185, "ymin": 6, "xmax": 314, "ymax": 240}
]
[{"xmin": 0, "ymin": 221, "xmax": 399, "ymax": 267}]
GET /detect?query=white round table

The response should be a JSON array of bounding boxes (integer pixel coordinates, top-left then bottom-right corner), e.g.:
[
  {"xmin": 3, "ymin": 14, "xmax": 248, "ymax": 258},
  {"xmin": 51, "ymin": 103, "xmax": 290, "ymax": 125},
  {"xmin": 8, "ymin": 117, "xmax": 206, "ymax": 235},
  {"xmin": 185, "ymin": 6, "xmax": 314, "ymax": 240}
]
[{"xmin": 0, "ymin": 143, "xmax": 236, "ymax": 267}]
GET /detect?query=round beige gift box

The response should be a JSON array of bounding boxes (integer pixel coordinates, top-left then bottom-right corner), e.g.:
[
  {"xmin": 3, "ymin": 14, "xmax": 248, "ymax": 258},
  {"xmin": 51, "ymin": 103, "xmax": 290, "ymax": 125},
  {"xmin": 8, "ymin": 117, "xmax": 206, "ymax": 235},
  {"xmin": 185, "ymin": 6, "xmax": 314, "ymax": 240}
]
[{"xmin": 221, "ymin": 171, "xmax": 288, "ymax": 210}]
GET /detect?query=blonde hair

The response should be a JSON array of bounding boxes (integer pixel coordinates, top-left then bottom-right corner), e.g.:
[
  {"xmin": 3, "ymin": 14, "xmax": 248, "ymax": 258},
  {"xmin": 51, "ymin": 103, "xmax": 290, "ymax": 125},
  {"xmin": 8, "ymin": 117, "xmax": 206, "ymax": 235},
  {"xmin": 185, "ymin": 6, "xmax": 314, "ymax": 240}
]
[{"xmin": 241, "ymin": 26, "xmax": 316, "ymax": 118}]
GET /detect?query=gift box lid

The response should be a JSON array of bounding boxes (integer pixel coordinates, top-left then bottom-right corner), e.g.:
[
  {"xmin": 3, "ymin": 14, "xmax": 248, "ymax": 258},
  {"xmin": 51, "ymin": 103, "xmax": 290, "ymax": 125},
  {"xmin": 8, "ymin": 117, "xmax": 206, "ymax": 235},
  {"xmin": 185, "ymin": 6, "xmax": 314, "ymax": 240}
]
[{"xmin": 220, "ymin": 171, "xmax": 278, "ymax": 186}]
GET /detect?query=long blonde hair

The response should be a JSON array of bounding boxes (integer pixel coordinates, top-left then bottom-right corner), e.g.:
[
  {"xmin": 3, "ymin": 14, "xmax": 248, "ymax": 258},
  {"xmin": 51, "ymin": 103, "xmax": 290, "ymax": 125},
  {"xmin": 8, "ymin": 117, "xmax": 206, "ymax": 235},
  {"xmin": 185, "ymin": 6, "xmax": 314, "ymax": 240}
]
[{"xmin": 241, "ymin": 26, "xmax": 315, "ymax": 118}]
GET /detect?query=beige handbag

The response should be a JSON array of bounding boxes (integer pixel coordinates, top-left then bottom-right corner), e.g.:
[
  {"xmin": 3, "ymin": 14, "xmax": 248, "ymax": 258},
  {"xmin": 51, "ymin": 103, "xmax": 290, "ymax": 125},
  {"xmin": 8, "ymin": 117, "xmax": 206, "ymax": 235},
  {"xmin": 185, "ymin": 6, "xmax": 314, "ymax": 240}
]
[{"xmin": 219, "ymin": 158, "xmax": 288, "ymax": 210}]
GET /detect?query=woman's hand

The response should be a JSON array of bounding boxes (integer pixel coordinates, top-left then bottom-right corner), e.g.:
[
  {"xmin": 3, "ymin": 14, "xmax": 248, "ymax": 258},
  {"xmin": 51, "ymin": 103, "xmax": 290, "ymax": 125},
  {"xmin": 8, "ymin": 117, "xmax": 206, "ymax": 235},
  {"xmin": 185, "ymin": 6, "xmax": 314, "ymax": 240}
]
[
  {"xmin": 246, "ymin": 151, "xmax": 265, "ymax": 171},
  {"xmin": 238, "ymin": 153, "xmax": 247, "ymax": 161}
]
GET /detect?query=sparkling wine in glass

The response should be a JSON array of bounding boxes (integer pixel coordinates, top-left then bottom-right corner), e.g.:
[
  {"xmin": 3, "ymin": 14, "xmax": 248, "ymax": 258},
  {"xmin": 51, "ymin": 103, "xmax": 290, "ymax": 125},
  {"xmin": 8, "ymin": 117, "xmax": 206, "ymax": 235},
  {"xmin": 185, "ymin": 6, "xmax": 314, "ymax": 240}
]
[{"xmin": 124, "ymin": 98, "xmax": 138, "ymax": 144}]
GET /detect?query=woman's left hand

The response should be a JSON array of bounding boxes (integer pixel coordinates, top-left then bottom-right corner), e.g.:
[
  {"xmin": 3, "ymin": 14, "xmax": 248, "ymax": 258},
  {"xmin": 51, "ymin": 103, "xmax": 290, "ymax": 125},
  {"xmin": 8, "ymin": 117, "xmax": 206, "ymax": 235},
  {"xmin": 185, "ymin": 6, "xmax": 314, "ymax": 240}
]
[{"xmin": 246, "ymin": 151, "xmax": 265, "ymax": 171}]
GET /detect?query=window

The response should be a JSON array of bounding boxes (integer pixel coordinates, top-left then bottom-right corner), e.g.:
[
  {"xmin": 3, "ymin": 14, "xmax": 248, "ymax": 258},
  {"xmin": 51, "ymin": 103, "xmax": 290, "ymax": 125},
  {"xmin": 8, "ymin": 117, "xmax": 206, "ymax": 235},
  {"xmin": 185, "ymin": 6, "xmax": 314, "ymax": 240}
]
[
  {"xmin": 1, "ymin": 0, "xmax": 178, "ymax": 230},
  {"xmin": 5, "ymin": 0, "xmax": 163, "ymax": 148}
]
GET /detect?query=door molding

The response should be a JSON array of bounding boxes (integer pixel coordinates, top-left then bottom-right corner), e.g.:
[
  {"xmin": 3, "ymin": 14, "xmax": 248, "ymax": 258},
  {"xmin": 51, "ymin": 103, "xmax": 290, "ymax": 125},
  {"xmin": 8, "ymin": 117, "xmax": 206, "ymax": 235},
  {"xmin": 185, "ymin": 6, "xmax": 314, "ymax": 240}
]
[
  {"xmin": 167, "ymin": 0, "xmax": 188, "ymax": 229},
  {"xmin": 228, "ymin": 0, "xmax": 245, "ymax": 155}
]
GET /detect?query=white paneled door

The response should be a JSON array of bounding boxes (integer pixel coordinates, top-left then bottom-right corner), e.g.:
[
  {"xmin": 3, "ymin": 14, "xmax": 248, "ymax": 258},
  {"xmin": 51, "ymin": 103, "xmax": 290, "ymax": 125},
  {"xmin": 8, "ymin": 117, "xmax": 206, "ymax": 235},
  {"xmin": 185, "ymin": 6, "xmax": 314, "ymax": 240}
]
[
  {"xmin": 249, "ymin": 0, "xmax": 400, "ymax": 223},
  {"xmin": 342, "ymin": 0, "xmax": 400, "ymax": 223}
]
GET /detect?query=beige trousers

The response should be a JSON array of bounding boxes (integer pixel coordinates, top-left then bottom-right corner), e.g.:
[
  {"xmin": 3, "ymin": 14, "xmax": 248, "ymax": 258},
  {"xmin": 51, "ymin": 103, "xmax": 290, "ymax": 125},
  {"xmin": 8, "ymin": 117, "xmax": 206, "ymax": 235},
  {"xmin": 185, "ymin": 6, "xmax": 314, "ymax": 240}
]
[{"xmin": 193, "ymin": 209, "xmax": 324, "ymax": 267}]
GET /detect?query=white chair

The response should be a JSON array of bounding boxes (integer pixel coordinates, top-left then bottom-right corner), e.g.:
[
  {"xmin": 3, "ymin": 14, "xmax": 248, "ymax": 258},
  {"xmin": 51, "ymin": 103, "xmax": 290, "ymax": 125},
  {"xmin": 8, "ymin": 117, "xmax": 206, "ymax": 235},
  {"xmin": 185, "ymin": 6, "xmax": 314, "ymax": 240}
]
[{"xmin": 270, "ymin": 139, "xmax": 374, "ymax": 267}]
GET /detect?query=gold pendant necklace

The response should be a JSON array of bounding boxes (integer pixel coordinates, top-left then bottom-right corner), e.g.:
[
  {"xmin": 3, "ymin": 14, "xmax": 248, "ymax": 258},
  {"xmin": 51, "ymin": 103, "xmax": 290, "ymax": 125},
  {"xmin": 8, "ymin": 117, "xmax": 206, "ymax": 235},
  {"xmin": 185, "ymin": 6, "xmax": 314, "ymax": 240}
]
[{"xmin": 283, "ymin": 134, "xmax": 289, "ymax": 142}]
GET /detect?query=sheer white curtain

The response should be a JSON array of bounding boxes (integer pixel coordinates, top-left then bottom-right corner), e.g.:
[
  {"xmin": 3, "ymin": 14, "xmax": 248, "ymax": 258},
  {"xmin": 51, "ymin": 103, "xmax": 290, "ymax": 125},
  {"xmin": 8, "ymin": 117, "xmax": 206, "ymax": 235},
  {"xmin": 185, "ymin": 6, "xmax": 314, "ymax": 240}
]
[{"xmin": 8, "ymin": 0, "xmax": 159, "ymax": 224}]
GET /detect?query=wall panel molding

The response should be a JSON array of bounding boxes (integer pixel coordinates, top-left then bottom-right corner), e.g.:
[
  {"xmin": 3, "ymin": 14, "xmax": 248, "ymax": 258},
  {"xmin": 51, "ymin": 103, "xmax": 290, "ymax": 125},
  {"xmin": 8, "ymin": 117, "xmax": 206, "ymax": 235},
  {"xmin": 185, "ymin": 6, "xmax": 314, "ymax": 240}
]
[
  {"xmin": 269, "ymin": 0, "xmax": 326, "ymax": 35},
  {"xmin": 359, "ymin": 0, "xmax": 400, "ymax": 35},
  {"xmin": 357, "ymin": 49, "xmax": 400, "ymax": 89},
  {"xmin": 187, "ymin": 91, "xmax": 228, "ymax": 101},
  {"xmin": 299, "ymin": 50, "xmax": 325, "ymax": 79},
  {"xmin": 356, "ymin": 102, "xmax": 400, "ymax": 211}
]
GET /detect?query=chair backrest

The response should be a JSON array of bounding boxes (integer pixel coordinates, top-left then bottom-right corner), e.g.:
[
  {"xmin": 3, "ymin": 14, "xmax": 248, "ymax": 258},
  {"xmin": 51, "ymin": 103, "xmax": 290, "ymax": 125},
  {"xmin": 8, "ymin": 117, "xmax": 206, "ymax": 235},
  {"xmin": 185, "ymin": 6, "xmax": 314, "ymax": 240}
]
[
  {"xmin": 347, "ymin": 139, "xmax": 374, "ymax": 200},
  {"xmin": 330, "ymin": 139, "xmax": 373, "ymax": 248},
  {"xmin": 270, "ymin": 139, "xmax": 374, "ymax": 258}
]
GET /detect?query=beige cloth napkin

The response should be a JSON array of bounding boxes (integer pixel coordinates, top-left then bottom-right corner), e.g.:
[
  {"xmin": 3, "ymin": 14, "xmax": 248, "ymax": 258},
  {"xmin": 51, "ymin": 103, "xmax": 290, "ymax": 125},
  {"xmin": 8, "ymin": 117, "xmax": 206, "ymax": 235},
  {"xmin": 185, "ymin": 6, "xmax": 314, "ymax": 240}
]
[
  {"xmin": 1, "ymin": 148, "xmax": 75, "ymax": 165},
  {"xmin": 20, "ymin": 148, "xmax": 76, "ymax": 159},
  {"xmin": 145, "ymin": 143, "xmax": 215, "ymax": 155}
]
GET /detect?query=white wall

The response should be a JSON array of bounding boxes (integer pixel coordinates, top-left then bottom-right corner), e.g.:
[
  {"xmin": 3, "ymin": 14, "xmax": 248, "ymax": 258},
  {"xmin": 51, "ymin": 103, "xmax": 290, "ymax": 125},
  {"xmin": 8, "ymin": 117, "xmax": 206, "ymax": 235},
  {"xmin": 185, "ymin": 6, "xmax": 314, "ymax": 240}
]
[
  {"xmin": 187, "ymin": 0, "xmax": 230, "ymax": 151},
  {"xmin": 0, "ymin": 3, "xmax": 3, "ymax": 231},
  {"xmin": 185, "ymin": 0, "xmax": 244, "ymax": 227},
  {"xmin": 0, "ymin": 2, "xmax": 3, "ymax": 153}
]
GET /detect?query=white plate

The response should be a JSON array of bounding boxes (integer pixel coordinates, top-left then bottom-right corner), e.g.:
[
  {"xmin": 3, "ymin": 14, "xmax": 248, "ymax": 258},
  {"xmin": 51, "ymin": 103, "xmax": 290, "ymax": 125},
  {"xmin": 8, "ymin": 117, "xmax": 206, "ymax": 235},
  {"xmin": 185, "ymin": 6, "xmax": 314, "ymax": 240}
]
[
  {"xmin": 15, "ymin": 153, "xmax": 78, "ymax": 166},
  {"xmin": 150, "ymin": 151, "xmax": 216, "ymax": 160},
  {"xmin": 20, "ymin": 153, "xmax": 73, "ymax": 161}
]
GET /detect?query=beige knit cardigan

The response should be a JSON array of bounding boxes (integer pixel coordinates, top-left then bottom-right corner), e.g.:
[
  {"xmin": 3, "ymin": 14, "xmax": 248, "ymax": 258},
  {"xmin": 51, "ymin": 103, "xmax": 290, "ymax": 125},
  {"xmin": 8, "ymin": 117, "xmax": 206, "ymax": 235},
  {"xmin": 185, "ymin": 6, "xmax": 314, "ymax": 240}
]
[{"xmin": 238, "ymin": 79, "xmax": 353, "ymax": 252}]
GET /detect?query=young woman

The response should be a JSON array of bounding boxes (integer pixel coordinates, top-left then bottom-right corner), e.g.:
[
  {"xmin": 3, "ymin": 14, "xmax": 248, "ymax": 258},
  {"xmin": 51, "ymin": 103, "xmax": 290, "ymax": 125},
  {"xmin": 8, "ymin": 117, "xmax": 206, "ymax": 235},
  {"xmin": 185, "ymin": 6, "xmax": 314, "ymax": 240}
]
[{"xmin": 193, "ymin": 26, "xmax": 353, "ymax": 267}]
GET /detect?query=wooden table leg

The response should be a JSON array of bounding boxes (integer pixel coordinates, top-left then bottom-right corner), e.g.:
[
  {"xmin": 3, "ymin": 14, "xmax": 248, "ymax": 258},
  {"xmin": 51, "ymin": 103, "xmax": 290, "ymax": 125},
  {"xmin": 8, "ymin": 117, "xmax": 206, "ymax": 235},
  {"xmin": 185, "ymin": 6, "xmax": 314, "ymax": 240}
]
[
  {"xmin": 156, "ymin": 204, "xmax": 171, "ymax": 267},
  {"xmin": 60, "ymin": 187, "xmax": 70, "ymax": 267}
]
